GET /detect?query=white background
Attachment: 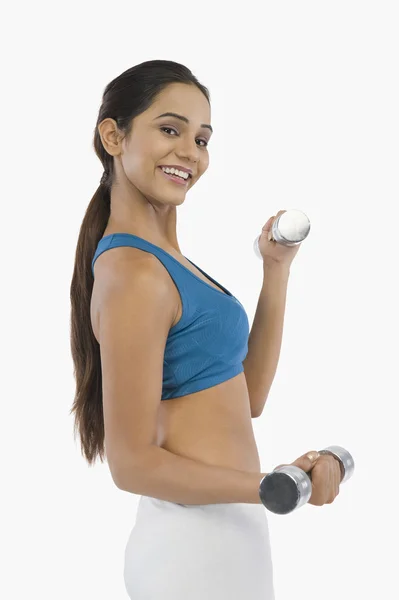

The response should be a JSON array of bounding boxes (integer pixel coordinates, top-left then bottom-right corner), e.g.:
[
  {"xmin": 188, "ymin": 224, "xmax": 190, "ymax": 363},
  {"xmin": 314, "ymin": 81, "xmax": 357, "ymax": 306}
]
[{"xmin": 2, "ymin": 1, "xmax": 398, "ymax": 598}]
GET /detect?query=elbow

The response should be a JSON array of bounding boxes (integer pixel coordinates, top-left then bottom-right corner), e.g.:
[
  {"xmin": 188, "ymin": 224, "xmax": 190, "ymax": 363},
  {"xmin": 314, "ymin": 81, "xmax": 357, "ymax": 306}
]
[
  {"xmin": 108, "ymin": 461, "xmax": 128, "ymax": 491},
  {"xmin": 251, "ymin": 408, "xmax": 263, "ymax": 418},
  {"xmin": 250, "ymin": 395, "xmax": 268, "ymax": 419},
  {"xmin": 109, "ymin": 451, "xmax": 148, "ymax": 493}
]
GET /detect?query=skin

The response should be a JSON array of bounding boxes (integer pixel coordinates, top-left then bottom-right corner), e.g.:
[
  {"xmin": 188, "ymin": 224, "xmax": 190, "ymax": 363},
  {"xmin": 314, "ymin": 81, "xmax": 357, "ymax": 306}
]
[
  {"xmin": 97, "ymin": 82, "xmax": 212, "ymax": 253},
  {"xmin": 98, "ymin": 83, "xmax": 342, "ymax": 506}
]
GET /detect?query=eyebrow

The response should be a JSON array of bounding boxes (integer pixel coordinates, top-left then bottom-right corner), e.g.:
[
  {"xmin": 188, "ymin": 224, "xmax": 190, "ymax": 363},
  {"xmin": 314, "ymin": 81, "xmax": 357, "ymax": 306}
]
[{"xmin": 154, "ymin": 112, "xmax": 213, "ymax": 133}]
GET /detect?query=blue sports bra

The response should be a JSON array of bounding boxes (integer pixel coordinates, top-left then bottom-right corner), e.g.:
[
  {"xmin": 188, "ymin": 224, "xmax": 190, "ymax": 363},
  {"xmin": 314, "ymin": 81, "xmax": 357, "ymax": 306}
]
[{"xmin": 91, "ymin": 233, "xmax": 249, "ymax": 400}]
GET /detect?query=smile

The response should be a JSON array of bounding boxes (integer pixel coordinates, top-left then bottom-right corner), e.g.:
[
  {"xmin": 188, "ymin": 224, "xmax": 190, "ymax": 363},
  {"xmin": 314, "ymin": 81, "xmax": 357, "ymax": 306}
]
[{"xmin": 158, "ymin": 167, "xmax": 189, "ymax": 186}]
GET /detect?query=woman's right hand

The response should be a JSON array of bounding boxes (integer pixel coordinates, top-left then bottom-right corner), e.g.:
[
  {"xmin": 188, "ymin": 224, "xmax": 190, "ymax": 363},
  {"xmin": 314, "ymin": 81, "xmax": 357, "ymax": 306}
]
[{"xmin": 274, "ymin": 450, "xmax": 341, "ymax": 507}]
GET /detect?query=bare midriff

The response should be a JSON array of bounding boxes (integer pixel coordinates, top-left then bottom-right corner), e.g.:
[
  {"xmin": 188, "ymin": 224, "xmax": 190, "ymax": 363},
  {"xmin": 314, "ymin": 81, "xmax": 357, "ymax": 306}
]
[{"xmin": 156, "ymin": 371, "xmax": 261, "ymax": 473}]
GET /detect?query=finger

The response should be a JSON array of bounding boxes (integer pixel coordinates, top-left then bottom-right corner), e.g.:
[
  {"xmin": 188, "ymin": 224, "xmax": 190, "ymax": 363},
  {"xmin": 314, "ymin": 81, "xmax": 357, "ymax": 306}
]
[
  {"xmin": 308, "ymin": 460, "xmax": 325, "ymax": 505},
  {"xmin": 330, "ymin": 457, "xmax": 340, "ymax": 502},
  {"xmin": 335, "ymin": 459, "xmax": 341, "ymax": 496},
  {"xmin": 319, "ymin": 456, "xmax": 331, "ymax": 504},
  {"xmin": 262, "ymin": 216, "xmax": 275, "ymax": 232},
  {"xmin": 330, "ymin": 456, "xmax": 339, "ymax": 503},
  {"xmin": 330, "ymin": 456, "xmax": 339, "ymax": 497},
  {"xmin": 318, "ymin": 455, "xmax": 334, "ymax": 504},
  {"xmin": 262, "ymin": 210, "xmax": 286, "ymax": 233},
  {"xmin": 331, "ymin": 456, "xmax": 341, "ymax": 497}
]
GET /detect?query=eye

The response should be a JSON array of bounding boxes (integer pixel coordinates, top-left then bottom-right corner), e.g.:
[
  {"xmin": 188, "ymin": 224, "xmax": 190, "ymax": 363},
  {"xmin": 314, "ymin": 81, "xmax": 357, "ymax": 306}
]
[
  {"xmin": 161, "ymin": 126, "xmax": 178, "ymax": 136},
  {"xmin": 160, "ymin": 127, "xmax": 208, "ymax": 148}
]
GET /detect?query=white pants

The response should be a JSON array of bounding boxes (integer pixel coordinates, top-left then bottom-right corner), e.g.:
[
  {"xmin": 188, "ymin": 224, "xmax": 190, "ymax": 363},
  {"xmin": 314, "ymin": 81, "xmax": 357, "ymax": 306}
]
[{"xmin": 123, "ymin": 495, "xmax": 275, "ymax": 599}]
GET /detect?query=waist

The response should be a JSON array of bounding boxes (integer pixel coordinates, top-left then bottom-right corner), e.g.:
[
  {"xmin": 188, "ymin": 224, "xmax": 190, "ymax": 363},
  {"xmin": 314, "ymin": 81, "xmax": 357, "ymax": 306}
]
[
  {"xmin": 156, "ymin": 373, "xmax": 261, "ymax": 473},
  {"xmin": 160, "ymin": 435, "xmax": 261, "ymax": 473}
]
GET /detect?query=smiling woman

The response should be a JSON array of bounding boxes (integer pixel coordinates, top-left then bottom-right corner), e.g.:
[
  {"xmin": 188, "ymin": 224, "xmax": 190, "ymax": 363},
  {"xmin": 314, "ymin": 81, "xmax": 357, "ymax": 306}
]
[
  {"xmin": 69, "ymin": 59, "xmax": 275, "ymax": 600},
  {"xmin": 95, "ymin": 80, "xmax": 212, "ymax": 214}
]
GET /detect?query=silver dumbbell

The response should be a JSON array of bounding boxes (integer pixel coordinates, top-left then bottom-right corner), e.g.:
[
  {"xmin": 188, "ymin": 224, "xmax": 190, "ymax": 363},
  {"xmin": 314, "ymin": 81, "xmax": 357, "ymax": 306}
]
[
  {"xmin": 254, "ymin": 209, "xmax": 311, "ymax": 258},
  {"xmin": 259, "ymin": 445, "xmax": 355, "ymax": 515}
]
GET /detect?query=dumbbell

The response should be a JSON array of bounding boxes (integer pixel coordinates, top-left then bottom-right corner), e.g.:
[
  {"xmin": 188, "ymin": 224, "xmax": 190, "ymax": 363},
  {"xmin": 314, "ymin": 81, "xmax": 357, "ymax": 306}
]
[
  {"xmin": 254, "ymin": 209, "xmax": 311, "ymax": 258},
  {"xmin": 259, "ymin": 445, "xmax": 355, "ymax": 515}
]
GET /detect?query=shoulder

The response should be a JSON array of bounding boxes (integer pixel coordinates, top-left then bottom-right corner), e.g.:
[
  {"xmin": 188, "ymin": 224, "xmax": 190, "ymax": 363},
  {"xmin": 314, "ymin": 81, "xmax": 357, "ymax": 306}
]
[{"xmin": 90, "ymin": 243, "xmax": 178, "ymax": 342}]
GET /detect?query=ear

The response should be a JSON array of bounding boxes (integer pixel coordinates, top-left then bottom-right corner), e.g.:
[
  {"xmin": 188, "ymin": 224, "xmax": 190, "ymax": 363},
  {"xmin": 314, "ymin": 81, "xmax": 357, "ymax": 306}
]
[{"xmin": 98, "ymin": 118, "xmax": 122, "ymax": 157}]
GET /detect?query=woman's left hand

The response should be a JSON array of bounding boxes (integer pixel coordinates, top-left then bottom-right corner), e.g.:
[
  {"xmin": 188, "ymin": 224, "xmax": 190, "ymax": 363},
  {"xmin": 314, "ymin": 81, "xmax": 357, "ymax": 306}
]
[{"xmin": 257, "ymin": 210, "xmax": 302, "ymax": 269}]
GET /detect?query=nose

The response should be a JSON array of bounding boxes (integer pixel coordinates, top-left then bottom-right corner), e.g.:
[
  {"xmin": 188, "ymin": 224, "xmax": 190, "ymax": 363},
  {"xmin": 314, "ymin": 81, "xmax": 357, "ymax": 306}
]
[{"xmin": 176, "ymin": 137, "xmax": 201, "ymax": 164}]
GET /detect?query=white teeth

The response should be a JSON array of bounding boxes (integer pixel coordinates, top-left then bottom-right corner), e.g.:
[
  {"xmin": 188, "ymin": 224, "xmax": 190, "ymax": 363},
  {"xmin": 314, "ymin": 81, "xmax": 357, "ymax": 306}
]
[{"xmin": 161, "ymin": 167, "xmax": 189, "ymax": 179}]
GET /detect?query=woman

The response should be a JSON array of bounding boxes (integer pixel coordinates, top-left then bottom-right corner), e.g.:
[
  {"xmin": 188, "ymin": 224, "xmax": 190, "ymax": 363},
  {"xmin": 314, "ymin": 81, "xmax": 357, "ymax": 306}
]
[{"xmin": 70, "ymin": 59, "xmax": 341, "ymax": 599}]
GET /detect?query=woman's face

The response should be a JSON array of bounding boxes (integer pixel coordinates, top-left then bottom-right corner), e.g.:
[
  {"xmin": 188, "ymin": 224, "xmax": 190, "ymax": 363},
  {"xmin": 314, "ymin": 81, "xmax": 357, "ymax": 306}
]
[{"xmin": 102, "ymin": 82, "xmax": 212, "ymax": 206}]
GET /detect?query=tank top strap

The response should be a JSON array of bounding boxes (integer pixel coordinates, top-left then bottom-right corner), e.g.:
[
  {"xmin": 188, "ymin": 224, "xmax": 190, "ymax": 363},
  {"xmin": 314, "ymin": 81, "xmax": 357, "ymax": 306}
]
[
  {"xmin": 91, "ymin": 233, "xmax": 233, "ymax": 298},
  {"xmin": 92, "ymin": 233, "xmax": 183, "ymax": 278}
]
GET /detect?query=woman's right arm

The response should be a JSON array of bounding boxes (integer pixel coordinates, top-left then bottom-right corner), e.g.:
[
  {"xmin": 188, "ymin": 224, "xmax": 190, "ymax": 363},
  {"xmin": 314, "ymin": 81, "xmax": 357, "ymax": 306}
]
[
  {"xmin": 95, "ymin": 248, "xmax": 268, "ymax": 505},
  {"xmin": 117, "ymin": 444, "xmax": 267, "ymax": 505}
]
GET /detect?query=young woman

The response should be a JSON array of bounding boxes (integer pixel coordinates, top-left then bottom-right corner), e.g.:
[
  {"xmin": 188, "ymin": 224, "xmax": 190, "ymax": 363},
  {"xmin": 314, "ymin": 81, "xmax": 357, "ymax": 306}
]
[{"xmin": 70, "ymin": 59, "xmax": 341, "ymax": 599}]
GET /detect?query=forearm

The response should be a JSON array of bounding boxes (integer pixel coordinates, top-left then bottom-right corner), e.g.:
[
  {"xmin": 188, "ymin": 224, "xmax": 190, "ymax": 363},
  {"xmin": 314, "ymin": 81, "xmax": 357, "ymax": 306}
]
[
  {"xmin": 243, "ymin": 264, "xmax": 290, "ymax": 414},
  {"xmin": 115, "ymin": 445, "xmax": 268, "ymax": 505}
]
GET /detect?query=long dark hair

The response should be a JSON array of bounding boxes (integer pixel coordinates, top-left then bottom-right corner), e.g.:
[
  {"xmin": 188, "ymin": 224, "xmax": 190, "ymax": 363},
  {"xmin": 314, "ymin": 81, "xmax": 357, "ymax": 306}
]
[{"xmin": 69, "ymin": 60, "xmax": 211, "ymax": 466}]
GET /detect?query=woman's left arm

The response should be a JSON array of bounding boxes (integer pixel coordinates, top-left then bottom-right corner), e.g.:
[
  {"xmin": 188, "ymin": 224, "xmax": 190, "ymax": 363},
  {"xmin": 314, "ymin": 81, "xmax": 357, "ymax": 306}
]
[{"xmin": 243, "ymin": 263, "xmax": 291, "ymax": 418}]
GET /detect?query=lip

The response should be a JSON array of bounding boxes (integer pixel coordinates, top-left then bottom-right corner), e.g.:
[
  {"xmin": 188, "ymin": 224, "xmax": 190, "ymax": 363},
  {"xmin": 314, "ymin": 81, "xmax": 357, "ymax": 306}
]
[
  {"xmin": 159, "ymin": 167, "xmax": 190, "ymax": 186},
  {"xmin": 159, "ymin": 165, "xmax": 193, "ymax": 177}
]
